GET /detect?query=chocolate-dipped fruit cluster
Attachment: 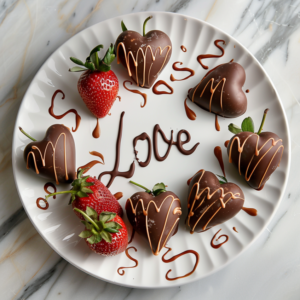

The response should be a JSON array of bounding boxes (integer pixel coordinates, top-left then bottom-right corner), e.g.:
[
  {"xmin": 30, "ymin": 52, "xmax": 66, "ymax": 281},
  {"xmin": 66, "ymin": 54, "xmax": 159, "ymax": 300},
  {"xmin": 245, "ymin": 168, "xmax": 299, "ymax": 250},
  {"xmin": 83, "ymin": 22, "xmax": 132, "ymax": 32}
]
[
  {"xmin": 188, "ymin": 62, "xmax": 247, "ymax": 118},
  {"xmin": 22, "ymin": 125, "xmax": 76, "ymax": 184},
  {"xmin": 115, "ymin": 16, "xmax": 172, "ymax": 88},
  {"xmin": 125, "ymin": 181, "xmax": 181, "ymax": 255},
  {"xmin": 186, "ymin": 170, "xmax": 244, "ymax": 233},
  {"xmin": 227, "ymin": 109, "xmax": 284, "ymax": 190}
]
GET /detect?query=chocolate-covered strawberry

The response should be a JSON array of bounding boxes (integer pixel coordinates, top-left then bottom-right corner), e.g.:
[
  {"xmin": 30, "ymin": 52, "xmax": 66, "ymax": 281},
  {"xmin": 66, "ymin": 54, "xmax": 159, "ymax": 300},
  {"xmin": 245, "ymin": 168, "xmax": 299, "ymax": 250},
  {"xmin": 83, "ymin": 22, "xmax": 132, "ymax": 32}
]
[
  {"xmin": 227, "ymin": 109, "xmax": 284, "ymax": 190},
  {"xmin": 186, "ymin": 170, "xmax": 244, "ymax": 233},
  {"xmin": 21, "ymin": 125, "xmax": 76, "ymax": 184},
  {"xmin": 69, "ymin": 44, "xmax": 119, "ymax": 118},
  {"xmin": 45, "ymin": 168, "xmax": 123, "ymax": 217},
  {"xmin": 115, "ymin": 16, "xmax": 172, "ymax": 88},
  {"xmin": 125, "ymin": 181, "xmax": 181, "ymax": 256},
  {"xmin": 75, "ymin": 207, "xmax": 128, "ymax": 256},
  {"xmin": 188, "ymin": 62, "xmax": 247, "ymax": 118}
]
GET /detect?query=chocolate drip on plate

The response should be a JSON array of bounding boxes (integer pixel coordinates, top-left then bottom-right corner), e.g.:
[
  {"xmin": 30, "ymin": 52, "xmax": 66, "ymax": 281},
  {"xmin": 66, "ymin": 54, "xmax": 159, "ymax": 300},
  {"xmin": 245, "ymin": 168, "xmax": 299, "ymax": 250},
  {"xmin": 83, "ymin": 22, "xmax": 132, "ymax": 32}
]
[
  {"xmin": 184, "ymin": 99, "xmax": 196, "ymax": 120},
  {"xmin": 242, "ymin": 207, "xmax": 257, "ymax": 216},
  {"xmin": 211, "ymin": 229, "xmax": 229, "ymax": 249},
  {"xmin": 117, "ymin": 247, "xmax": 138, "ymax": 276},
  {"xmin": 123, "ymin": 80, "xmax": 147, "ymax": 107},
  {"xmin": 197, "ymin": 40, "xmax": 225, "ymax": 69},
  {"xmin": 214, "ymin": 146, "xmax": 226, "ymax": 177},
  {"xmin": 181, "ymin": 45, "xmax": 187, "ymax": 52}
]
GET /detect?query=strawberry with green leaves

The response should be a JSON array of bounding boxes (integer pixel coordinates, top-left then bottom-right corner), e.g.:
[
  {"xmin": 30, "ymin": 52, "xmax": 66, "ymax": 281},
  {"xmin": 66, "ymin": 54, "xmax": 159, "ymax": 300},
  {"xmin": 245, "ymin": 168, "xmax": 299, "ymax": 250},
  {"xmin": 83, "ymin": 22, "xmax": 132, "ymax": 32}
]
[
  {"xmin": 75, "ymin": 206, "xmax": 128, "ymax": 256},
  {"xmin": 69, "ymin": 44, "xmax": 119, "ymax": 118},
  {"xmin": 45, "ymin": 168, "xmax": 123, "ymax": 219}
]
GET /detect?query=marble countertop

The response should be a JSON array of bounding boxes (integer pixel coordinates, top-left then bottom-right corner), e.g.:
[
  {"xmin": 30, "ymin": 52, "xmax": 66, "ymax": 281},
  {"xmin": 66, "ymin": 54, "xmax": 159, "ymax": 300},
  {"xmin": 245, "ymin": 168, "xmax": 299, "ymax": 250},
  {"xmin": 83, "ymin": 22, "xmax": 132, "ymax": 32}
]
[{"xmin": 1, "ymin": 0, "xmax": 300, "ymax": 299}]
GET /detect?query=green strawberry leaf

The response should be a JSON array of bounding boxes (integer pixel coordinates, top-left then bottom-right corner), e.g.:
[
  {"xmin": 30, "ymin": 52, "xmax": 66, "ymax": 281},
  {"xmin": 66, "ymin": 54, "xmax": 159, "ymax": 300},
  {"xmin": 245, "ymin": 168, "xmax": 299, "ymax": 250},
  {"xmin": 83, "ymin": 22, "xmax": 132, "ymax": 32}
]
[
  {"xmin": 153, "ymin": 183, "xmax": 166, "ymax": 192},
  {"xmin": 69, "ymin": 66, "xmax": 87, "ymax": 72},
  {"xmin": 86, "ymin": 207, "xmax": 98, "ymax": 219},
  {"xmin": 84, "ymin": 61, "xmax": 95, "ymax": 71},
  {"xmin": 104, "ymin": 221, "xmax": 122, "ymax": 230},
  {"xmin": 121, "ymin": 20, "xmax": 128, "ymax": 31},
  {"xmin": 79, "ymin": 230, "xmax": 92, "ymax": 238},
  {"xmin": 70, "ymin": 57, "xmax": 85, "ymax": 66},
  {"xmin": 81, "ymin": 187, "xmax": 93, "ymax": 194},
  {"xmin": 228, "ymin": 123, "xmax": 242, "ymax": 134},
  {"xmin": 216, "ymin": 175, "xmax": 228, "ymax": 183},
  {"xmin": 87, "ymin": 235, "xmax": 97, "ymax": 244},
  {"xmin": 89, "ymin": 45, "xmax": 103, "ymax": 57},
  {"xmin": 100, "ymin": 212, "xmax": 116, "ymax": 223},
  {"xmin": 241, "ymin": 117, "xmax": 255, "ymax": 133},
  {"xmin": 101, "ymin": 231, "xmax": 112, "ymax": 243},
  {"xmin": 81, "ymin": 220, "xmax": 93, "ymax": 230},
  {"xmin": 105, "ymin": 228, "xmax": 119, "ymax": 233},
  {"xmin": 77, "ymin": 191, "xmax": 88, "ymax": 198}
]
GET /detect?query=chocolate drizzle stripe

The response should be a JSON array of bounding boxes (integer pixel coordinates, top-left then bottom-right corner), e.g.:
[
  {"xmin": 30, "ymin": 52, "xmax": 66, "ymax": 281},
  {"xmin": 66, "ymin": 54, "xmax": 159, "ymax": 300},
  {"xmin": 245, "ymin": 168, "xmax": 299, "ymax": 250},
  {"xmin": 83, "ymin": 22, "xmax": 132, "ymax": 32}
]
[
  {"xmin": 228, "ymin": 135, "xmax": 284, "ymax": 188},
  {"xmin": 187, "ymin": 170, "xmax": 244, "ymax": 232},
  {"xmin": 117, "ymin": 43, "xmax": 171, "ymax": 87},
  {"xmin": 123, "ymin": 80, "xmax": 147, "ymax": 107},
  {"xmin": 127, "ymin": 196, "xmax": 181, "ymax": 256},
  {"xmin": 162, "ymin": 246, "xmax": 199, "ymax": 281},
  {"xmin": 170, "ymin": 62, "xmax": 195, "ymax": 81},
  {"xmin": 152, "ymin": 80, "xmax": 174, "ymax": 95},
  {"xmin": 117, "ymin": 247, "xmax": 138, "ymax": 276},
  {"xmin": 98, "ymin": 112, "xmax": 135, "ymax": 188},
  {"xmin": 27, "ymin": 133, "xmax": 68, "ymax": 184},
  {"xmin": 197, "ymin": 40, "xmax": 225, "ymax": 69},
  {"xmin": 49, "ymin": 90, "xmax": 81, "ymax": 132},
  {"xmin": 133, "ymin": 132, "xmax": 152, "ymax": 167},
  {"xmin": 211, "ymin": 229, "xmax": 229, "ymax": 249}
]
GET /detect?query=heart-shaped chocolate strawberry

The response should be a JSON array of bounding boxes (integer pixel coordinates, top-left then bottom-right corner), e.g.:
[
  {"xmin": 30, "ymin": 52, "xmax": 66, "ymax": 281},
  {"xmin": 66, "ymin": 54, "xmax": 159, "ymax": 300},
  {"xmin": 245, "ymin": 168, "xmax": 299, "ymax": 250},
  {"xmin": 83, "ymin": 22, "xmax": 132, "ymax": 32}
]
[
  {"xmin": 115, "ymin": 16, "xmax": 172, "ymax": 89},
  {"xmin": 188, "ymin": 62, "xmax": 247, "ymax": 118},
  {"xmin": 125, "ymin": 181, "xmax": 181, "ymax": 255},
  {"xmin": 186, "ymin": 170, "xmax": 244, "ymax": 233},
  {"xmin": 227, "ymin": 110, "xmax": 284, "ymax": 190},
  {"xmin": 23, "ymin": 124, "xmax": 76, "ymax": 184}
]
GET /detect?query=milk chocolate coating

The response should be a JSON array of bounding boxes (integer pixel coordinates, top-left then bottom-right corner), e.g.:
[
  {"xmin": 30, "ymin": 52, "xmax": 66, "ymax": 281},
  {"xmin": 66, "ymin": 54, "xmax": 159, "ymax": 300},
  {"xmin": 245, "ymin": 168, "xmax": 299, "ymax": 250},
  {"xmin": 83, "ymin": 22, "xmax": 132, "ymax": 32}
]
[
  {"xmin": 227, "ymin": 131, "xmax": 284, "ymax": 189},
  {"xmin": 188, "ymin": 62, "xmax": 247, "ymax": 118},
  {"xmin": 115, "ymin": 30, "xmax": 172, "ymax": 88},
  {"xmin": 125, "ymin": 191, "xmax": 181, "ymax": 255},
  {"xmin": 187, "ymin": 170, "xmax": 244, "ymax": 233},
  {"xmin": 24, "ymin": 124, "xmax": 76, "ymax": 184}
]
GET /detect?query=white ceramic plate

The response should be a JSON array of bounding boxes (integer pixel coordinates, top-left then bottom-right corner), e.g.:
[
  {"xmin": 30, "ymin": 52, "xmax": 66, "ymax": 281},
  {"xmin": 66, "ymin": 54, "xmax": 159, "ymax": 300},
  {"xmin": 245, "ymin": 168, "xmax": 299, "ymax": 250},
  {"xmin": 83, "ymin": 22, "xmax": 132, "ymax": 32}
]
[{"xmin": 12, "ymin": 11, "xmax": 291, "ymax": 288}]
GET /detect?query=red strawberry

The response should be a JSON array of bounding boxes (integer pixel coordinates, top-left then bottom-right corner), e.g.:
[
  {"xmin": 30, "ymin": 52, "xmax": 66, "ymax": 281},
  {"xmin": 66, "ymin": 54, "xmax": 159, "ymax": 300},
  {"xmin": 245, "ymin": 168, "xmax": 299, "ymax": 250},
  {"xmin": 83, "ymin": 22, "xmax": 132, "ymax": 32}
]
[
  {"xmin": 69, "ymin": 44, "xmax": 119, "ymax": 118},
  {"xmin": 45, "ymin": 169, "xmax": 123, "ymax": 218},
  {"xmin": 75, "ymin": 207, "xmax": 128, "ymax": 256}
]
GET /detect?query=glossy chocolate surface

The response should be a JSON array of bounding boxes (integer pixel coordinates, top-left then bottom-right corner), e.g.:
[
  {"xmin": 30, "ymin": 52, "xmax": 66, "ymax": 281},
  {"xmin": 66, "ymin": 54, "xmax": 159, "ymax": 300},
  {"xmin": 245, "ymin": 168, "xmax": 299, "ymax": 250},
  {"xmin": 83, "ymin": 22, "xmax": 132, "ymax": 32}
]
[
  {"xmin": 24, "ymin": 124, "xmax": 76, "ymax": 184},
  {"xmin": 115, "ymin": 30, "xmax": 172, "ymax": 88},
  {"xmin": 188, "ymin": 62, "xmax": 247, "ymax": 118},
  {"xmin": 125, "ymin": 191, "xmax": 181, "ymax": 255},
  {"xmin": 186, "ymin": 170, "xmax": 244, "ymax": 233},
  {"xmin": 227, "ymin": 131, "xmax": 284, "ymax": 189}
]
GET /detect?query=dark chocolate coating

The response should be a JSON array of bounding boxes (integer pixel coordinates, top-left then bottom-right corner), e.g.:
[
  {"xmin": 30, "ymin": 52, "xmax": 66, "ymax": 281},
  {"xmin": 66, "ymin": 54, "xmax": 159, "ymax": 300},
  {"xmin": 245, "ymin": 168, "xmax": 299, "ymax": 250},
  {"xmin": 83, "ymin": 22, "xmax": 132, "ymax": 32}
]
[
  {"xmin": 188, "ymin": 62, "xmax": 247, "ymax": 118},
  {"xmin": 115, "ymin": 30, "xmax": 172, "ymax": 89},
  {"xmin": 125, "ymin": 191, "xmax": 181, "ymax": 255},
  {"xmin": 227, "ymin": 131, "xmax": 284, "ymax": 189},
  {"xmin": 187, "ymin": 170, "xmax": 244, "ymax": 232},
  {"xmin": 24, "ymin": 124, "xmax": 76, "ymax": 184}
]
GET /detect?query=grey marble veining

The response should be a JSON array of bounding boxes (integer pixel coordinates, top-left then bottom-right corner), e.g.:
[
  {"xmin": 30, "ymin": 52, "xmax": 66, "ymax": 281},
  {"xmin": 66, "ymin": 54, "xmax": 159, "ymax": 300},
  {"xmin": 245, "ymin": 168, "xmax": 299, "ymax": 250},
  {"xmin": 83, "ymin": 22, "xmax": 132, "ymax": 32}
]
[{"xmin": 1, "ymin": 0, "xmax": 300, "ymax": 299}]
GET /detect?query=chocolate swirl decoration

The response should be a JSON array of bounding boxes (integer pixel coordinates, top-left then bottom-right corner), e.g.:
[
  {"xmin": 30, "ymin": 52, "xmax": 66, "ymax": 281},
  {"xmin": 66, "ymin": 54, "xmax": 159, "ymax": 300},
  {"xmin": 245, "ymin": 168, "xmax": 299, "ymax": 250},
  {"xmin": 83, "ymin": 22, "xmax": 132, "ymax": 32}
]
[
  {"xmin": 186, "ymin": 170, "xmax": 244, "ymax": 233},
  {"xmin": 227, "ymin": 132, "xmax": 284, "ymax": 189},
  {"xmin": 24, "ymin": 124, "xmax": 76, "ymax": 184},
  {"xmin": 125, "ymin": 192, "xmax": 181, "ymax": 256},
  {"xmin": 133, "ymin": 132, "xmax": 152, "ymax": 167}
]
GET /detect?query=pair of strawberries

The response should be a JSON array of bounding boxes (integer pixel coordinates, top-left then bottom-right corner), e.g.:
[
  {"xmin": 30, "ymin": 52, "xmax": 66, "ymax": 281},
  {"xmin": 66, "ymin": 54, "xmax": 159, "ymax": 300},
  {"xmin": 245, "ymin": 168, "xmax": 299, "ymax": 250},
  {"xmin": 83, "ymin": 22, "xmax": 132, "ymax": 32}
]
[{"xmin": 46, "ymin": 169, "xmax": 128, "ymax": 256}]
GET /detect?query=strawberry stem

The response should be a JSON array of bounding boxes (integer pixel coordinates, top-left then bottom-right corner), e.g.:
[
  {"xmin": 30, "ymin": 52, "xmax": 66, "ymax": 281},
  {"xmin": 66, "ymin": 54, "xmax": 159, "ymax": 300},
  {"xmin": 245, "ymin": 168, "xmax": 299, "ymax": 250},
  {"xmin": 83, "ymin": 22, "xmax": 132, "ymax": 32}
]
[
  {"xmin": 143, "ymin": 16, "xmax": 152, "ymax": 36},
  {"xmin": 19, "ymin": 127, "xmax": 36, "ymax": 141},
  {"xmin": 257, "ymin": 109, "xmax": 269, "ymax": 135},
  {"xmin": 74, "ymin": 208, "xmax": 100, "ymax": 231},
  {"xmin": 45, "ymin": 190, "xmax": 75, "ymax": 201},
  {"xmin": 129, "ymin": 180, "xmax": 151, "ymax": 193}
]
